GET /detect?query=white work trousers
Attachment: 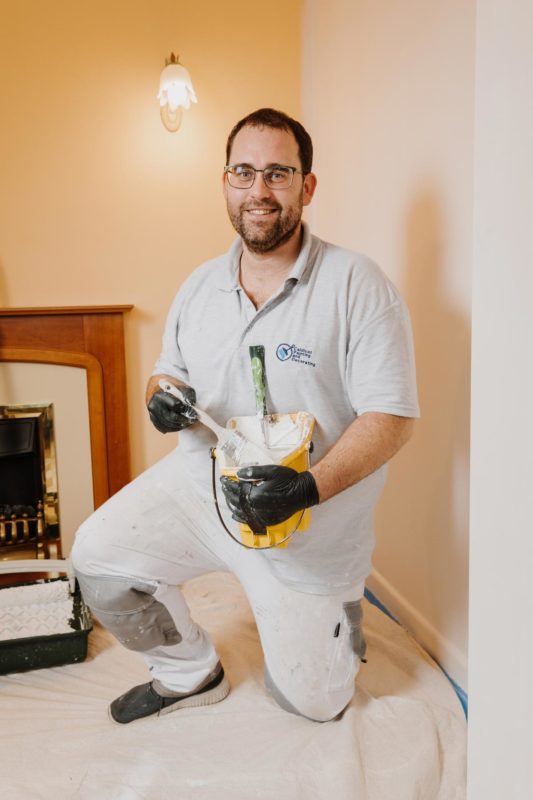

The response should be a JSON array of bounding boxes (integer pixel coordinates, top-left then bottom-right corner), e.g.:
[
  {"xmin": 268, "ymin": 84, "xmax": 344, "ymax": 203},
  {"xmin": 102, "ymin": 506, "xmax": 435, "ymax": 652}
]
[{"xmin": 71, "ymin": 449, "xmax": 365, "ymax": 722}]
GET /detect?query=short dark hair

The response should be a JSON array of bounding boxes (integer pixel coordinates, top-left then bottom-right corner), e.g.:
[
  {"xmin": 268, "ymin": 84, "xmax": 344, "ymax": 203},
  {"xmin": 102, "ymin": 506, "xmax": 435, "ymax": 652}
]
[{"xmin": 225, "ymin": 108, "xmax": 313, "ymax": 174}]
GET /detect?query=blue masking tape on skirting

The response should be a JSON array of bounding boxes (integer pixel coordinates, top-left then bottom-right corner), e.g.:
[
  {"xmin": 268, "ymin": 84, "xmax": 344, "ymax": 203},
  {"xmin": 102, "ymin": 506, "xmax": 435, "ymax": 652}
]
[{"xmin": 363, "ymin": 588, "xmax": 468, "ymax": 719}]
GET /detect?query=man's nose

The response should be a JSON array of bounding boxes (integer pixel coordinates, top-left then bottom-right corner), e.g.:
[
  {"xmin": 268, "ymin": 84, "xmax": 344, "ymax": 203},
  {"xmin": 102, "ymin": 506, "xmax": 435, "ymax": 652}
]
[{"xmin": 249, "ymin": 171, "xmax": 274, "ymax": 196}]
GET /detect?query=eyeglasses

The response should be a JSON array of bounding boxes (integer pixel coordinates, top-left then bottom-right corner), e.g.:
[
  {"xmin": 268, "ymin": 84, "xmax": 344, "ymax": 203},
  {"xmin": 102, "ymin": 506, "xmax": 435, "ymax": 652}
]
[{"xmin": 224, "ymin": 164, "xmax": 304, "ymax": 190}]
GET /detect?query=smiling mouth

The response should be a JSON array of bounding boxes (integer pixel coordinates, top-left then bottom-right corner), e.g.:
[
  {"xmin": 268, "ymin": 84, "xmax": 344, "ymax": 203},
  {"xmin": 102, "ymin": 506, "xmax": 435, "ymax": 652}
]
[{"xmin": 246, "ymin": 208, "xmax": 278, "ymax": 216}]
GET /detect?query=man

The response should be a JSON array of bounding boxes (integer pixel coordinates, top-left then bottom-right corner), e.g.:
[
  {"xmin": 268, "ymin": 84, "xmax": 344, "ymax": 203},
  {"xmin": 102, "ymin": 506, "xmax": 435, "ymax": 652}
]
[{"xmin": 71, "ymin": 108, "xmax": 419, "ymax": 724}]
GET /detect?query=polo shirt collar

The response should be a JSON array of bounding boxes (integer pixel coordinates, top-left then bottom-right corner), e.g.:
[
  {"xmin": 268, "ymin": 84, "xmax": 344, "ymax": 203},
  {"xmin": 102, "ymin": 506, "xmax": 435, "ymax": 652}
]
[{"xmin": 216, "ymin": 222, "xmax": 313, "ymax": 291}]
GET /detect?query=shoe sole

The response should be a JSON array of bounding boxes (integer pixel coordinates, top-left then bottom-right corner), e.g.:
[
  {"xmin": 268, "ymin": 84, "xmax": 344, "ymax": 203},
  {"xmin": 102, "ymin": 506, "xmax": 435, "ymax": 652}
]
[
  {"xmin": 159, "ymin": 675, "xmax": 230, "ymax": 716},
  {"xmin": 108, "ymin": 676, "xmax": 230, "ymax": 725}
]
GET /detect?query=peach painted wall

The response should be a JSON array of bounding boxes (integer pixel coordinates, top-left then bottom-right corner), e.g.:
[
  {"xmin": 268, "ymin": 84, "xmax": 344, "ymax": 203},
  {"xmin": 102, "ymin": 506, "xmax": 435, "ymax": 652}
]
[
  {"xmin": 302, "ymin": 0, "xmax": 474, "ymax": 686},
  {"xmin": 0, "ymin": 0, "xmax": 302, "ymax": 477}
]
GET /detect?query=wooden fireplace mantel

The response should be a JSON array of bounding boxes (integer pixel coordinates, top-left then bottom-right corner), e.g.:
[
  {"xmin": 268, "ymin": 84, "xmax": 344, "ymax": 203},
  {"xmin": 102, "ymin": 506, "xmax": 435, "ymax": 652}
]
[{"xmin": 0, "ymin": 305, "xmax": 133, "ymax": 509}]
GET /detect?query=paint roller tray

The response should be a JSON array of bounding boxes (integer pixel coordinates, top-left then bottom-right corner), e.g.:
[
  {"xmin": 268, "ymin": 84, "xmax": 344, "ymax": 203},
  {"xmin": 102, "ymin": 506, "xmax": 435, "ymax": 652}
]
[{"xmin": 0, "ymin": 576, "xmax": 93, "ymax": 675}]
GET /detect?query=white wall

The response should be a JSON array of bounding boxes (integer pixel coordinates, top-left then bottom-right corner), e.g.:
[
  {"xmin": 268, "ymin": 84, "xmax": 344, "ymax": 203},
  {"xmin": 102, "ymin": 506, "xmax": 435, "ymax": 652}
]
[
  {"xmin": 302, "ymin": 0, "xmax": 475, "ymax": 687},
  {"xmin": 468, "ymin": 1, "xmax": 533, "ymax": 796}
]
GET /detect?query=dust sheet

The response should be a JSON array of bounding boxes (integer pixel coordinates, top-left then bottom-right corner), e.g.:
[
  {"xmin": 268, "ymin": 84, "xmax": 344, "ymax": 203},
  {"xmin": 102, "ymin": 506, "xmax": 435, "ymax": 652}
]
[{"xmin": 0, "ymin": 572, "xmax": 466, "ymax": 799}]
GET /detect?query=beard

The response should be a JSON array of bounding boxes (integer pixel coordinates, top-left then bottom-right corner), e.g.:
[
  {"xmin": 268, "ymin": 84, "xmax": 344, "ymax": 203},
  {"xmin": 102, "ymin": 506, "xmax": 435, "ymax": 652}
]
[{"xmin": 227, "ymin": 194, "xmax": 304, "ymax": 254}]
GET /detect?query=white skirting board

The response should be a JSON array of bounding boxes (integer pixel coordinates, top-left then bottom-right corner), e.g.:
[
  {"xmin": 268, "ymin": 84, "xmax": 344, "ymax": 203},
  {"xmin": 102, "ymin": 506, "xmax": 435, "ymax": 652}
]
[{"xmin": 366, "ymin": 568, "xmax": 468, "ymax": 691}]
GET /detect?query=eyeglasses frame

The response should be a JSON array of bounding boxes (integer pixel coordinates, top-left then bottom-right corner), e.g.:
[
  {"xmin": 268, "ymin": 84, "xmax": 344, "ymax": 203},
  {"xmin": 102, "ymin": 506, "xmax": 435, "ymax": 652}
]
[{"xmin": 224, "ymin": 163, "xmax": 306, "ymax": 190}]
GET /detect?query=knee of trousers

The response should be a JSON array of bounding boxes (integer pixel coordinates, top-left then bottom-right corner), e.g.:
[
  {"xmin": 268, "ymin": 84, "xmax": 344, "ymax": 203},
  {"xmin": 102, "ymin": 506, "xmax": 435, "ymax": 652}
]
[
  {"xmin": 264, "ymin": 663, "xmax": 356, "ymax": 723},
  {"xmin": 74, "ymin": 571, "xmax": 182, "ymax": 652},
  {"xmin": 263, "ymin": 600, "xmax": 366, "ymax": 723}
]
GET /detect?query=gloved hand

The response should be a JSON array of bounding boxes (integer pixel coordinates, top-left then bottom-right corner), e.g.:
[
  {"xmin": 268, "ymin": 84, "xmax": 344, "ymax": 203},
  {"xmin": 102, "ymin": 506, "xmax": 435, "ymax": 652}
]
[
  {"xmin": 147, "ymin": 386, "xmax": 197, "ymax": 433},
  {"xmin": 220, "ymin": 465, "xmax": 319, "ymax": 531}
]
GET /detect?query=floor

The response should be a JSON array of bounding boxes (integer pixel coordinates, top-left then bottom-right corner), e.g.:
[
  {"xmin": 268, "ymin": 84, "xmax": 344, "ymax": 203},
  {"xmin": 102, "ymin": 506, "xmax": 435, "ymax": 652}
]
[{"xmin": 1, "ymin": 571, "xmax": 467, "ymax": 799}]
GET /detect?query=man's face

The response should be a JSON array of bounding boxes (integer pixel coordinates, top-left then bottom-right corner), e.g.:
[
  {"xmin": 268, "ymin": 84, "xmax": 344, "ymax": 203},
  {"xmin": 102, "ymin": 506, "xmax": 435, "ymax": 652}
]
[{"xmin": 223, "ymin": 125, "xmax": 316, "ymax": 254}]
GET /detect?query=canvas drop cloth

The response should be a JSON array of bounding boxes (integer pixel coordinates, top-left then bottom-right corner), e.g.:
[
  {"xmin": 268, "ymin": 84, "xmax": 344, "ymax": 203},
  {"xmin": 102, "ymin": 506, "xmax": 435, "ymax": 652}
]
[{"xmin": 0, "ymin": 571, "xmax": 466, "ymax": 799}]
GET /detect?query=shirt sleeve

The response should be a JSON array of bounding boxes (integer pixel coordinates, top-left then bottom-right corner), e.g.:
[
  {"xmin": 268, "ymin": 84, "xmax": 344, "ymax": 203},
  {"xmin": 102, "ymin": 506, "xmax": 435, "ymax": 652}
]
[
  {"xmin": 152, "ymin": 290, "xmax": 191, "ymax": 385},
  {"xmin": 346, "ymin": 296, "xmax": 420, "ymax": 418}
]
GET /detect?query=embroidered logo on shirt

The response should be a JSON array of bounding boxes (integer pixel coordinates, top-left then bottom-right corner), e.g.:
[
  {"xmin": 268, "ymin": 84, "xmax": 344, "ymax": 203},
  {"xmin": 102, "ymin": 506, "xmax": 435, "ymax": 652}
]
[{"xmin": 276, "ymin": 343, "xmax": 316, "ymax": 367}]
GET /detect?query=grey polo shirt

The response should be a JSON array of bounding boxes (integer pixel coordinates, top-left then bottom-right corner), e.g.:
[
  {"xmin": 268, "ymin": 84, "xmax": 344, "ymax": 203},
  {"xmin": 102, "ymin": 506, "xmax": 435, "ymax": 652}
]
[{"xmin": 154, "ymin": 223, "xmax": 419, "ymax": 594}]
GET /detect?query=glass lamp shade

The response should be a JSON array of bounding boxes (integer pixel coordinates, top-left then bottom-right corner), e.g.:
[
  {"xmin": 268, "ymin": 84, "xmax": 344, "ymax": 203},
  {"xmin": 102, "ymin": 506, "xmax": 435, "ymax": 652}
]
[{"xmin": 157, "ymin": 63, "xmax": 197, "ymax": 132}]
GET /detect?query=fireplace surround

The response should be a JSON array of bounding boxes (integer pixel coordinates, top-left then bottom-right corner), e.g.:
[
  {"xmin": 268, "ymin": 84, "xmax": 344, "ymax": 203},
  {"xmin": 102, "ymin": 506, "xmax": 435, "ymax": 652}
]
[{"xmin": 0, "ymin": 306, "xmax": 132, "ymax": 562}]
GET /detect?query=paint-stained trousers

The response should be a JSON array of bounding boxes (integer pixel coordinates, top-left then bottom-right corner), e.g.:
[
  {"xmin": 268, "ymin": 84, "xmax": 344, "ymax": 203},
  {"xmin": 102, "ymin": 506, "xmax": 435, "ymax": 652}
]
[{"xmin": 71, "ymin": 449, "xmax": 365, "ymax": 722}]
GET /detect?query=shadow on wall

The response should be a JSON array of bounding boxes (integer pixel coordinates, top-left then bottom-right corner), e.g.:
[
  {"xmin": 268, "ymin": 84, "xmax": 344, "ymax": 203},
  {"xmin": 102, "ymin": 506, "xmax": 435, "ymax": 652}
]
[{"xmin": 379, "ymin": 190, "xmax": 470, "ymax": 662}]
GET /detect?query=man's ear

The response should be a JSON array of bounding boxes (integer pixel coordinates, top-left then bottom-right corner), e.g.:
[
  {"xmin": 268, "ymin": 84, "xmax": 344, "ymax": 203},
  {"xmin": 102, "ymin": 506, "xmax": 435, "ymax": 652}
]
[
  {"xmin": 221, "ymin": 171, "xmax": 228, "ymax": 199},
  {"xmin": 302, "ymin": 172, "xmax": 317, "ymax": 206}
]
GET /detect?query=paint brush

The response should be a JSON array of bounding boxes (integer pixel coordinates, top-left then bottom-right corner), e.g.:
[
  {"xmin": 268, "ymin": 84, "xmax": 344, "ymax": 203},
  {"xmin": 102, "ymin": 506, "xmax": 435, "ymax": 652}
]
[
  {"xmin": 158, "ymin": 380, "xmax": 271, "ymax": 466},
  {"xmin": 249, "ymin": 345, "xmax": 270, "ymax": 447}
]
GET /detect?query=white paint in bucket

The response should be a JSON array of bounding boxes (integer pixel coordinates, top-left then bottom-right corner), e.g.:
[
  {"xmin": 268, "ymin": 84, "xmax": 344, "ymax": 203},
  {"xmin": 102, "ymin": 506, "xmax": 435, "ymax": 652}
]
[{"xmin": 220, "ymin": 413, "xmax": 311, "ymax": 469}]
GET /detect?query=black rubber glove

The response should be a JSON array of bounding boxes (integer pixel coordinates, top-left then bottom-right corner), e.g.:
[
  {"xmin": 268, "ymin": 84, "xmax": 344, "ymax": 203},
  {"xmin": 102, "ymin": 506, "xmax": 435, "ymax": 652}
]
[
  {"xmin": 147, "ymin": 387, "xmax": 197, "ymax": 433},
  {"xmin": 220, "ymin": 465, "xmax": 319, "ymax": 531}
]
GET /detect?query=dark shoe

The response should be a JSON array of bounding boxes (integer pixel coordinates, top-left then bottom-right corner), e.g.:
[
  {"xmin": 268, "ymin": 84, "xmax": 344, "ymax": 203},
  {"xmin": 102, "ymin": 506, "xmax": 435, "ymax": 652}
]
[{"xmin": 109, "ymin": 663, "xmax": 229, "ymax": 724}]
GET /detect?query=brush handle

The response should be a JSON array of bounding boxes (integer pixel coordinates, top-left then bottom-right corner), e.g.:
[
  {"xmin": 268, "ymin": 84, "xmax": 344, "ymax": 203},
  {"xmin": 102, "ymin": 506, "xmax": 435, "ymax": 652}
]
[
  {"xmin": 158, "ymin": 380, "xmax": 226, "ymax": 439},
  {"xmin": 158, "ymin": 380, "xmax": 273, "ymax": 464},
  {"xmin": 249, "ymin": 345, "xmax": 268, "ymax": 418},
  {"xmin": 159, "ymin": 378, "xmax": 272, "ymax": 464}
]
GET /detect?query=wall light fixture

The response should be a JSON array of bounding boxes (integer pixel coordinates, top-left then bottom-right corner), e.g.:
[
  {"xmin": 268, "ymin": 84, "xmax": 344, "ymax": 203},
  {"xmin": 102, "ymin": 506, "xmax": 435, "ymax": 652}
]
[{"xmin": 157, "ymin": 53, "xmax": 197, "ymax": 132}]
